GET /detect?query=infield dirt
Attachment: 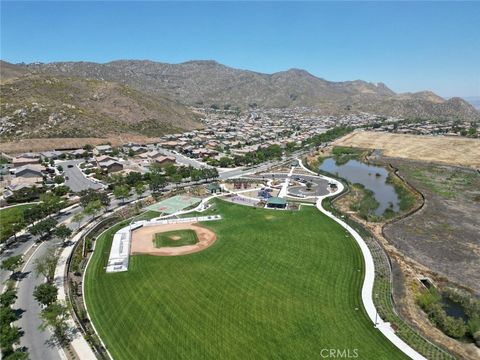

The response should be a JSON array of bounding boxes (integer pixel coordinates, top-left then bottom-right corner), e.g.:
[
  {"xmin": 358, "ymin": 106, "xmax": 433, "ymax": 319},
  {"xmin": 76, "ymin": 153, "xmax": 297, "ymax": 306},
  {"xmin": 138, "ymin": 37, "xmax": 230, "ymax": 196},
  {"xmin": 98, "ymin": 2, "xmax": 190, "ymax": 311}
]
[{"xmin": 131, "ymin": 222, "xmax": 216, "ymax": 256}]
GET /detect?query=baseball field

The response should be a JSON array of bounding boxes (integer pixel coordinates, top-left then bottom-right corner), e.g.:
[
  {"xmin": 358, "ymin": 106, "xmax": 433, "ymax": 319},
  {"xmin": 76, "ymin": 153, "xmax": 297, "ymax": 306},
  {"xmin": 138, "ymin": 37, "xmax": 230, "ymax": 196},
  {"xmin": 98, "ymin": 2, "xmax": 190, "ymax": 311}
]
[{"xmin": 84, "ymin": 199, "xmax": 407, "ymax": 360}]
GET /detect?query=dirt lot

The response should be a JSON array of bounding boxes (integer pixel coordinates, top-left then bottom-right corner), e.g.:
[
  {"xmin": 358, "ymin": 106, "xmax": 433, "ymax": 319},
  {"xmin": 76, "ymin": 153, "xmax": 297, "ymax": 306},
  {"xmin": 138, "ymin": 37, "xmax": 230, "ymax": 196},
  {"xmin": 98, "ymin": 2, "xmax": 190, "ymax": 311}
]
[
  {"xmin": 0, "ymin": 134, "xmax": 161, "ymax": 154},
  {"xmin": 382, "ymin": 159, "xmax": 480, "ymax": 294},
  {"xmin": 334, "ymin": 131, "xmax": 480, "ymax": 168},
  {"xmin": 131, "ymin": 222, "xmax": 216, "ymax": 256}
]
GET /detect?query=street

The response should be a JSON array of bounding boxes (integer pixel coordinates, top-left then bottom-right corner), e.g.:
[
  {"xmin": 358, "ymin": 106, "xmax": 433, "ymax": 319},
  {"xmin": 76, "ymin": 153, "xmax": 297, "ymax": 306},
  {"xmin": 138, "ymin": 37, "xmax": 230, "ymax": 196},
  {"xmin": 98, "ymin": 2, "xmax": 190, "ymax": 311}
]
[{"xmin": 58, "ymin": 160, "xmax": 103, "ymax": 193}]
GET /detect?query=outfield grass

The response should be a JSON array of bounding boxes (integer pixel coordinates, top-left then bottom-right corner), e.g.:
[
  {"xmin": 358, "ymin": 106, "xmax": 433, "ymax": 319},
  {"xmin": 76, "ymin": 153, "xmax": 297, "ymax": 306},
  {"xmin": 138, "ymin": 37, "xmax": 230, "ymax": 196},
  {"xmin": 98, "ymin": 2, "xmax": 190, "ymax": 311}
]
[
  {"xmin": 0, "ymin": 204, "xmax": 35, "ymax": 243},
  {"xmin": 154, "ymin": 230, "xmax": 198, "ymax": 248},
  {"xmin": 85, "ymin": 199, "xmax": 407, "ymax": 360}
]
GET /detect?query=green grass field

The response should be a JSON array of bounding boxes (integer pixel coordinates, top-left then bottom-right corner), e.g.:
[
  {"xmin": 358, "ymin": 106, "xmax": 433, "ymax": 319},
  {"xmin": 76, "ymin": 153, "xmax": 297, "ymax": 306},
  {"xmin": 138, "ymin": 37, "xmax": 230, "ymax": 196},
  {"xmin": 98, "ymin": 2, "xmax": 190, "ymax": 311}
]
[
  {"xmin": 85, "ymin": 199, "xmax": 407, "ymax": 360},
  {"xmin": 0, "ymin": 203, "xmax": 35, "ymax": 243},
  {"xmin": 154, "ymin": 230, "xmax": 198, "ymax": 248}
]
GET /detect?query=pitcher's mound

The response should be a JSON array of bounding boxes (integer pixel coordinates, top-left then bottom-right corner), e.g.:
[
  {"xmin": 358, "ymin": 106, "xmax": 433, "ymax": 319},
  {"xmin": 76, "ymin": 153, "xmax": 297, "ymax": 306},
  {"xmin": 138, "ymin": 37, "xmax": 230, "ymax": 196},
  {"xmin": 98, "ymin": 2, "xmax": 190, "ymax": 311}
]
[{"xmin": 131, "ymin": 222, "xmax": 217, "ymax": 256}]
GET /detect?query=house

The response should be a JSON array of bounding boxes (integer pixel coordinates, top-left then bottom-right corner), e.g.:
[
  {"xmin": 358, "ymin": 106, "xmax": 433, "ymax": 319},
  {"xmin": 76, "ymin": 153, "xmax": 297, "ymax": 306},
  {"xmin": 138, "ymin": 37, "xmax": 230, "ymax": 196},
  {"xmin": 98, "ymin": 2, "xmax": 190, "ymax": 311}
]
[
  {"xmin": 12, "ymin": 157, "xmax": 40, "ymax": 168},
  {"xmin": 95, "ymin": 145, "xmax": 113, "ymax": 154},
  {"xmin": 95, "ymin": 155, "xmax": 117, "ymax": 167},
  {"xmin": 130, "ymin": 146, "xmax": 148, "ymax": 155},
  {"xmin": 161, "ymin": 141, "xmax": 180, "ymax": 149},
  {"xmin": 40, "ymin": 151, "xmax": 63, "ymax": 160},
  {"xmin": 138, "ymin": 151, "xmax": 163, "ymax": 160},
  {"xmin": 69, "ymin": 149, "xmax": 86, "ymax": 157},
  {"xmin": 100, "ymin": 160, "xmax": 123, "ymax": 173},
  {"xmin": 154, "ymin": 156, "xmax": 176, "ymax": 168},
  {"xmin": 15, "ymin": 165, "xmax": 45, "ymax": 178}
]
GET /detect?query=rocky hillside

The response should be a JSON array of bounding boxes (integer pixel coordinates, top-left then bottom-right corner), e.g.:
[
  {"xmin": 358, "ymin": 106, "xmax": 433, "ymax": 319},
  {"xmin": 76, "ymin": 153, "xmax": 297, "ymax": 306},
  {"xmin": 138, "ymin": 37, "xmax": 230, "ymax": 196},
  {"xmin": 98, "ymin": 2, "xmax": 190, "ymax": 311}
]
[
  {"xmin": 0, "ymin": 62, "xmax": 201, "ymax": 140},
  {"xmin": 22, "ymin": 60, "xmax": 480, "ymax": 120}
]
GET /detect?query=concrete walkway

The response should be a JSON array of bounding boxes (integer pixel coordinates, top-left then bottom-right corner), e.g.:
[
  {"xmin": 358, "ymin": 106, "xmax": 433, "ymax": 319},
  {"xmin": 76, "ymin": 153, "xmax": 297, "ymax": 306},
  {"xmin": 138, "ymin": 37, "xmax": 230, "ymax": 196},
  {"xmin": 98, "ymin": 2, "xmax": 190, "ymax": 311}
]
[
  {"xmin": 297, "ymin": 159, "xmax": 426, "ymax": 360},
  {"xmin": 54, "ymin": 228, "xmax": 98, "ymax": 360},
  {"xmin": 278, "ymin": 166, "xmax": 295, "ymax": 198}
]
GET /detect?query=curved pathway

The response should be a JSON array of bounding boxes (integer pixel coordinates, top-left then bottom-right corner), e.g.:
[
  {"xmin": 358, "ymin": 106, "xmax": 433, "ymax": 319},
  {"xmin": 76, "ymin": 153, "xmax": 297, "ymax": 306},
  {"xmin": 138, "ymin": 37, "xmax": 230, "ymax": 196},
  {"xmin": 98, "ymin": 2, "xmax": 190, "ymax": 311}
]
[{"xmin": 297, "ymin": 159, "xmax": 426, "ymax": 360}]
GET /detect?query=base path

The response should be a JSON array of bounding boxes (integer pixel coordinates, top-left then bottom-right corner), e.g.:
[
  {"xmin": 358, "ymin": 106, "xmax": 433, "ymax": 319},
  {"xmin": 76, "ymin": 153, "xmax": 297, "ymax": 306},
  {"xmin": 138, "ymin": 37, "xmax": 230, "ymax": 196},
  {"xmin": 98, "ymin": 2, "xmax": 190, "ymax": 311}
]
[{"xmin": 131, "ymin": 223, "xmax": 217, "ymax": 256}]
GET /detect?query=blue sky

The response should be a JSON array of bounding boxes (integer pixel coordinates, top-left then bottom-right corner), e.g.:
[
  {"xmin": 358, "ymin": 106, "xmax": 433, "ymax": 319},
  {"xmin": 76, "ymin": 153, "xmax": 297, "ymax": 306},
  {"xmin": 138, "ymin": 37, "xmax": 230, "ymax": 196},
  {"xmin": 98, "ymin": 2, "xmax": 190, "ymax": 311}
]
[{"xmin": 1, "ymin": 1, "xmax": 479, "ymax": 98}]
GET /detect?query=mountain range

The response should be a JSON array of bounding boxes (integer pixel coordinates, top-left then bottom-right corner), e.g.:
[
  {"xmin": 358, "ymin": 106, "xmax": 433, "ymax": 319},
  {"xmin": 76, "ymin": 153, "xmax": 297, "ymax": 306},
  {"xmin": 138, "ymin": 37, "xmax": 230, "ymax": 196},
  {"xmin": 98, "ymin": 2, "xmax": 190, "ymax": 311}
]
[{"xmin": 1, "ymin": 59, "xmax": 478, "ymax": 141}]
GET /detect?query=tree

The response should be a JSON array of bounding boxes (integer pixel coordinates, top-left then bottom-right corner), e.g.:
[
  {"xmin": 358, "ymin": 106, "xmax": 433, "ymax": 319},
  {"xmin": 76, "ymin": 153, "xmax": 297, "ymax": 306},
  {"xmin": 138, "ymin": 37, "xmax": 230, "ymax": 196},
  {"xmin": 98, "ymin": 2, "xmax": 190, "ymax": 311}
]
[
  {"xmin": 33, "ymin": 249, "xmax": 58, "ymax": 282},
  {"xmin": 2, "ymin": 350, "xmax": 29, "ymax": 360},
  {"xmin": 83, "ymin": 144, "xmax": 93, "ymax": 151},
  {"xmin": 53, "ymin": 175, "xmax": 65, "ymax": 184},
  {"xmin": 217, "ymin": 157, "xmax": 230, "ymax": 168},
  {"xmin": 23, "ymin": 205, "xmax": 43, "ymax": 225},
  {"xmin": 39, "ymin": 193, "xmax": 63, "ymax": 214},
  {"xmin": 0, "ymin": 307, "xmax": 18, "ymax": 326},
  {"xmin": 33, "ymin": 283, "xmax": 58, "ymax": 307},
  {"xmin": 164, "ymin": 164, "xmax": 177, "ymax": 177},
  {"xmin": 84, "ymin": 199, "xmax": 102, "ymax": 220},
  {"xmin": 286, "ymin": 142, "xmax": 296, "ymax": 153},
  {"xmin": 135, "ymin": 182, "xmax": 145, "ymax": 197},
  {"xmin": 306, "ymin": 181, "xmax": 313, "ymax": 191},
  {"xmin": 10, "ymin": 220, "xmax": 26, "ymax": 241},
  {"xmin": 79, "ymin": 189, "xmax": 110, "ymax": 208},
  {"xmin": 114, "ymin": 185, "xmax": 130, "ymax": 204},
  {"xmin": 172, "ymin": 173, "xmax": 182, "ymax": 188},
  {"xmin": 0, "ymin": 325, "xmax": 21, "ymax": 356},
  {"xmin": 0, "ymin": 289, "xmax": 17, "ymax": 308},
  {"xmin": 126, "ymin": 172, "xmax": 143, "ymax": 186},
  {"xmin": 56, "ymin": 165, "xmax": 63, "ymax": 172},
  {"xmin": 40, "ymin": 302, "xmax": 71, "ymax": 345},
  {"xmin": 72, "ymin": 211, "xmax": 85, "ymax": 229},
  {"xmin": 0, "ymin": 255, "xmax": 23, "ymax": 274},
  {"xmin": 54, "ymin": 224, "xmax": 72, "ymax": 243},
  {"xmin": 53, "ymin": 185, "xmax": 70, "ymax": 196},
  {"xmin": 30, "ymin": 218, "xmax": 58, "ymax": 239},
  {"xmin": 149, "ymin": 173, "xmax": 166, "ymax": 194}
]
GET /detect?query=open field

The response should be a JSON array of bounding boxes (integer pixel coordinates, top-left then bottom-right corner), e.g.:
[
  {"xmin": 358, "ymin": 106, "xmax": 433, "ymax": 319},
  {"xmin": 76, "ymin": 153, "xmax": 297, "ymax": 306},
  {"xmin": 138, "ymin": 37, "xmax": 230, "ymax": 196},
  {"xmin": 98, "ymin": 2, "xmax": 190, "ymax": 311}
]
[
  {"xmin": 85, "ymin": 199, "xmax": 407, "ymax": 360},
  {"xmin": 154, "ymin": 229, "xmax": 198, "ymax": 247},
  {"xmin": 334, "ymin": 131, "xmax": 480, "ymax": 168},
  {"xmin": 383, "ymin": 159, "xmax": 480, "ymax": 294},
  {"xmin": 0, "ymin": 204, "xmax": 34, "ymax": 243}
]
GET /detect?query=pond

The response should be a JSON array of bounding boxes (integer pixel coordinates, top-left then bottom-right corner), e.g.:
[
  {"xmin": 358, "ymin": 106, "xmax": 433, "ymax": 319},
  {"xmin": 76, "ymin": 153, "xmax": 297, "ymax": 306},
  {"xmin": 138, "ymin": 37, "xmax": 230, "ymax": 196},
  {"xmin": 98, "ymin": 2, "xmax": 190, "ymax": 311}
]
[
  {"xmin": 442, "ymin": 298, "xmax": 469, "ymax": 322},
  {"xmin": 319, "ymin": 158, "xmax": 400, "ymax": 216}
]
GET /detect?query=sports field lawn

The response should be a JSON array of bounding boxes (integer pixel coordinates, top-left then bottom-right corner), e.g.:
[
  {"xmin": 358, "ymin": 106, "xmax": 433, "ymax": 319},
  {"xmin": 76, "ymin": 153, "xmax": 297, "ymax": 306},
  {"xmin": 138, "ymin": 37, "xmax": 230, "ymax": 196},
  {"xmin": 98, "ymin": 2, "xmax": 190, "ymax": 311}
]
[
  {"xmin": 85, "ymin": 199, "xmax": 407, "ymax": 360},
  {"xmin": 0, "ymin": 203, "xmax": 34, "ymax": 243},
  {"xmin": 154, "ymin": 229, "xmax": 198, "ymax": 247}
]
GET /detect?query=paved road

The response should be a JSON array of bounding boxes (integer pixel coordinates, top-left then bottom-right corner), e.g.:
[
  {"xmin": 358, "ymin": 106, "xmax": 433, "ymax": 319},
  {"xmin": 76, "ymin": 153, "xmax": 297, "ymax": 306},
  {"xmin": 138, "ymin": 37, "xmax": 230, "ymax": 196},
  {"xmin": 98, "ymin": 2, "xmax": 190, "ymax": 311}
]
[
  {"xmin": 14, "ymin": 239, "xmax": 64, "ymax": 360},
  {"xmin": 57, "ymin": 160, "xmax": 103, "ymax": 193},
  {"xmin": 3, "ymin": 196, "xmax": 133, "ymax": 360},
  {"xmin": 0, "ymin": 207, "xmax": 83, "ymax": 291}
]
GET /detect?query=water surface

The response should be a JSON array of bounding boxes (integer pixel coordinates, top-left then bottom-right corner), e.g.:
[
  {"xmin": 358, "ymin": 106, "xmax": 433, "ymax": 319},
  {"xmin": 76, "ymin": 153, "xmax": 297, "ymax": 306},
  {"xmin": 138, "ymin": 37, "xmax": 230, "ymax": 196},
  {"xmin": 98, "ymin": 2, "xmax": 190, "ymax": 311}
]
[{"xmin": 319, "ymin": 158, "xmax": 400, "ymax": 216}]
